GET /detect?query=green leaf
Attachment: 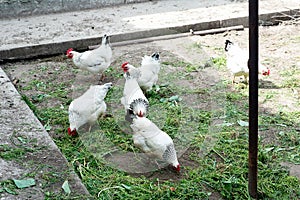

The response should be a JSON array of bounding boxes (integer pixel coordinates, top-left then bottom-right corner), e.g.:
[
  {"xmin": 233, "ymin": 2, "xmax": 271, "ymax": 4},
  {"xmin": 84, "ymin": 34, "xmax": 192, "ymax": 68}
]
[
  {"xmin": 159, "ymin": 83, "xmax": 169, "ymax": 87},
  {"xmin": 168, "ymin": 95, "xmax": 181, "ymax": 102},
  {"xmin": 62, "ymin": 180, "xmax": 71, "ymax": 194},
  {"xmin": 154, "ymin": 85, "xmax": 160, "ymax": 92},
  {"xmin": 121, "ymin": 184, "xmax": 131, "ymax": 190},
  {"xmin": 237, "ymin": 120, "xmax": 249, "ymax": 127},
  {"xmin": 44, "ymin": 124, "xmax": 52, "ymax": 131},
  {"xmin": 264, "ymin": 147, "xmax": 274, "ymax": 153},
  {"xmin": 160, "ymin": 98, "xmax": 167, "ymax": 103},
  {"xmin": 17, "ymin": 136, "xmax": 27, "ymax": 144},
  {"xmin": 13, "ymin": 178, "xmax": 35, "ymax": 189},
  {"xmin": 216, "ymin": 122, "xmax": 234, "ymax": 127}
]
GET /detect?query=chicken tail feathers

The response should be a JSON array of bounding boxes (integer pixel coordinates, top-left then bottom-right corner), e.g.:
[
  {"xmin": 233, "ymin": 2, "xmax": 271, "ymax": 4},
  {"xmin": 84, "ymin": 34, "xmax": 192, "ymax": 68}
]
[
  {"xmin": 103, "ymin": 82, "xmax": 113, "ymax": 89},
  {"xmin": 225, "ymin": 40, "xmax": 233, "ymax": 51},
  {"xmin": 162, "ymin": 144, "xmax": 178, "ymax": 164},
  {"xmin": 151, "ymin": 52, "xmax": 160, "ymax": 60},
  {"xmin": 125, "ymin": 109, "xmax": 135, "ymax": 123},
  {"xmin": 129, "ymin": 98, "xmax": 149, "ymax": 112},
  {"xmin": 102, "ymin": 34, "xmax": 110, "ymax": 45}
]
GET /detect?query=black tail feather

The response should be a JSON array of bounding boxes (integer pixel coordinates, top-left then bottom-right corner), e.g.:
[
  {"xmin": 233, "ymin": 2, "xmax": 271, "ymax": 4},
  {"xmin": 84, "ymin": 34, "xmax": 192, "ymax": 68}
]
[
  {"xmin": 151, "ymin": 52, "xmax": 160, "ymax": 60},
  {"xmin": 102, "ymin": 34, "xmax": 110, "ymax": 45},
  {"xmin": 225, "ymin": 40, "xmax": 233, "ymax": 51}
]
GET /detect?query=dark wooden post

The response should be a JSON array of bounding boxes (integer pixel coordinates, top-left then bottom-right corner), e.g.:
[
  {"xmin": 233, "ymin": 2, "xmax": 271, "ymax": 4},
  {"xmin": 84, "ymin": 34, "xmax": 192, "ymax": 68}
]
[{"xmin": 248, "ymin": 0, "xmax": 259, "ymax": 198}]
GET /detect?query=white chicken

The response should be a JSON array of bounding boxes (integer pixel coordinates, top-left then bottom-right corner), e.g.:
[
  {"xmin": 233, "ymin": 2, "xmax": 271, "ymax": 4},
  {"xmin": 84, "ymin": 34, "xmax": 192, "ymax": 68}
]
[
  {"xmin": 66, "ymin": 34, "xmax": 112, "ymax": 80},
  {"xmin": 225, "ymin": 39, "xmax": 270, "ymax": 83},
  {"xmin": 130, "ymin": 116, "xmax": 180, "ymax": 172},
  {"xmin": 120, "ymin": 70, "xmax": 149, "ymax": 122},
  {"xmin": 68, "ymin": 82, "xmax": 112, "ymax": 136},
  {"xmin": 121, "ymin": 52, "xmax": 160, "ymax": 91}
]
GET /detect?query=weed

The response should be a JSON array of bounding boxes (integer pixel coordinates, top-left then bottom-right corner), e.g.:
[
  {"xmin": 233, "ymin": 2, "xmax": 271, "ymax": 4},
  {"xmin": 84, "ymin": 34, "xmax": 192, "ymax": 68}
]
[
  {"xmin": 211, "ymin": 56, "xmax": 227, "ymax": 70},
  {"xmin": 280, "ymin": 65, "xmax": 300, "ymax": 88},
  {"xmin": 0, "ymin": 180, "xmax": 18, "ymax": 195},
  {"xmin": 0, "ymin": 144, "xmax": 28, "ymax": 160}
]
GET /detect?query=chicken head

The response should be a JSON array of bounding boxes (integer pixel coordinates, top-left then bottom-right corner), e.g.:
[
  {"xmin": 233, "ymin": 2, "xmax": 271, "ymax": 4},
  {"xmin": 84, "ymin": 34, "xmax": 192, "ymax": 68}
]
[{"xmin": 66, "ymin": 48, "xmax": 74, "ymax": 58}]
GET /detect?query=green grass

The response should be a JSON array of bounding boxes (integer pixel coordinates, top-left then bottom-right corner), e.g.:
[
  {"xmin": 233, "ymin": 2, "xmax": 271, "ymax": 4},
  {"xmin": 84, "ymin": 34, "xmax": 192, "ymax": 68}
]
[
  {"xmin": 0, "ymin": 144, "xmax": 28, "ymax": 160},
  {"xmin": 0, "ymin": 180, "xmax": 18, "ymax": 195},
  {"xmin": 279, "ymin": 65, "xmax": 300, "ymax": 88},
  {"xmin": 211, "ymin": 56, "xmax": 227, "ymax": 70},
  {"xmin": 0, "ymin": 131, "xmax": 45, "ymax": 161},
  {"xmin": 6, "ymin": 55, "xmax": 300, "ymax": 199}
]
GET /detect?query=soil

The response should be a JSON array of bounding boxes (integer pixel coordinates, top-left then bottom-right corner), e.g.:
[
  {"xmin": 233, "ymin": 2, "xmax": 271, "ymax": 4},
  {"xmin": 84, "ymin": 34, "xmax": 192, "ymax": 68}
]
[{"xmin": 2, "ymin": 22, "xmax": 300, "ymax": 198}]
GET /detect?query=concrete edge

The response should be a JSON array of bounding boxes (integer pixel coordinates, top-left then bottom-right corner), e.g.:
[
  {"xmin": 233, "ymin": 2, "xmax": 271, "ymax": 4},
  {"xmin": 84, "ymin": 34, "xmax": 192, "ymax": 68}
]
[
  {"xmin": 107, "ymin": 25, "xmax": 245, "ymax": 48},
  {"xmin": 0, "ymin": 9, "xmax": 299, "ymax": 62},
  {"xmin": 0, "ymin": 67, "xmax": 91, "ymax": 198}
]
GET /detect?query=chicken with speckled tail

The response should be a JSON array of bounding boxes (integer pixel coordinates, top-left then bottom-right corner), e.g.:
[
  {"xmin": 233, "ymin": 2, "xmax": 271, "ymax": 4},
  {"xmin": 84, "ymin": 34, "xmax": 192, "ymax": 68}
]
[
  {"xmin": 121, "ymin": 63, "xmax": 149, "ymax": 123},
  {"xmin": 130, "ymin": 116, "xmax": 180, "ymax": 172}
]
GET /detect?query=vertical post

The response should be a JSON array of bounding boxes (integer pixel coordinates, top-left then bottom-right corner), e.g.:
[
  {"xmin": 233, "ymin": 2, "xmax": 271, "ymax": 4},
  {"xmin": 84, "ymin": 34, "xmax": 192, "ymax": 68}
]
[{"xmin": 248, "ymin": 0, "xmax": 259, "ymax": 198}]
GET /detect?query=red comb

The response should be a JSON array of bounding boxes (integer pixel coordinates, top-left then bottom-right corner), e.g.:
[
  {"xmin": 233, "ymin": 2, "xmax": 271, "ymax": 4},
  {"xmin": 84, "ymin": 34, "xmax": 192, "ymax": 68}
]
[
  {"xmin": 121, "ymin": 62, "xmax": 129, "ymax": 69},
  {"xmin": 176, "ymin": 164, "xmax": 180, "ymax": 172},
  {"xmin": 262, "ymin": 69, "xmax": 270, "ymax": 76},
  {"xmin": 68, "ymin": 127, "xmax": 78, "ymax": 137},
  {"xmin": 66, "ymin": 48, "xmax": 73, "ymax": 55}
]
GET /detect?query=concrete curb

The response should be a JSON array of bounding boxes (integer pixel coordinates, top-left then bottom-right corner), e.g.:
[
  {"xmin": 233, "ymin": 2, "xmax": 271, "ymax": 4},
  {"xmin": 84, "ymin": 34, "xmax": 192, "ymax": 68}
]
[
  {"xmin": 0, "ymin": 8, "xmax": 298, "ymax": 62},
  {"xmin": 0, "ymin": 67, "xmax": 91, "ymax": 199}
]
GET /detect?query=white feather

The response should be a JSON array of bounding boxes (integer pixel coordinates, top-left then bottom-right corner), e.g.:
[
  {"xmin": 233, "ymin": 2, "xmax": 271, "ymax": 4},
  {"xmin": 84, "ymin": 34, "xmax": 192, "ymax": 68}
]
[
  {"xmin": 225, "ymin": 40, "xmax": 270, "ymax": 83},
  {"xmin": 70, "ymin": 35, "xmax": 112, "ymax": 74},
  {"xmin": 124, "ymin": 53, "xmax": 160, "ymax": 91},
  {"xmin": 68, "ymin": 82, "xmax": 112, "ymax": 131},
  {"xmin": 130, "ymin": 117, "xmax": 179, "ymax": 168},
  {"xmin": 121, "ymin": 75, "xmax": 149, "ymax": 117}
]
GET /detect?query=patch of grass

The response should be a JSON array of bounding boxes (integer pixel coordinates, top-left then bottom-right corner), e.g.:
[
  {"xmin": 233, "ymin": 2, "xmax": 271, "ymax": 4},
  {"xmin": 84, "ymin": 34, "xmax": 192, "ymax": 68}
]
[
  {"xmin": 279, "ymin": 65, "xmax": 300, "ymax": 88},
  {"xmin": 258, "ymin": 110, "xmax": 300, "ymax": 166},
  {"xmin": 281, "ymin": 77, "xmax": 300, "ymax": 88},
  {"xmin": 0, "ymin": 180, "xmax": 18, "ymax": 195},
  {"xmin": 0, "ymin": 144, "xmax": 28, "ymax": 160},
  {"xmin": 0, "ymin": 131, "xmax": 46, "ymax": 161},
  {"xmin": 21, "ymin": 95, "xmax": 40, "ymax": 118},
  {"xmin": 193, "ymin": 129, "xmax": 300, "ymax": 199},
  {"xmin": 105, "ymin": 65, "xmax": 123, "ymax": 78},
  {"xmin": 211, "ymin": 56, "xmax": 227, "ymax": 70},
  {"xmin": 261, "ymin": 90, "xmax": 277, "ymax": 103},
  {"xmin": 184, "ymin": 64, "xmax": 200, "ymax": 72},
  {"xmin": 161, "ymin": 60, "xmax": 201, "ymax": 74},
  {"xmin": 258, "ymin": 167, "xmax": 300, "ymax": 199},
  {"xmin": 161, "ymin": 60, "xmax": 188, "ymax": 68},
  {"xmin": 189, "ymin": 42, "xmax": 203, "ymax": 52}
]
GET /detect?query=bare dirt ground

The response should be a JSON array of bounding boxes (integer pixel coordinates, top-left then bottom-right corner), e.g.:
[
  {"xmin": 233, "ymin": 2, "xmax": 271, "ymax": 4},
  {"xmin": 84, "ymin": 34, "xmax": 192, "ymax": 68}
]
[{"xmin": 2, "ymin": 22, "xmax": 300, "ymax": 198}]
